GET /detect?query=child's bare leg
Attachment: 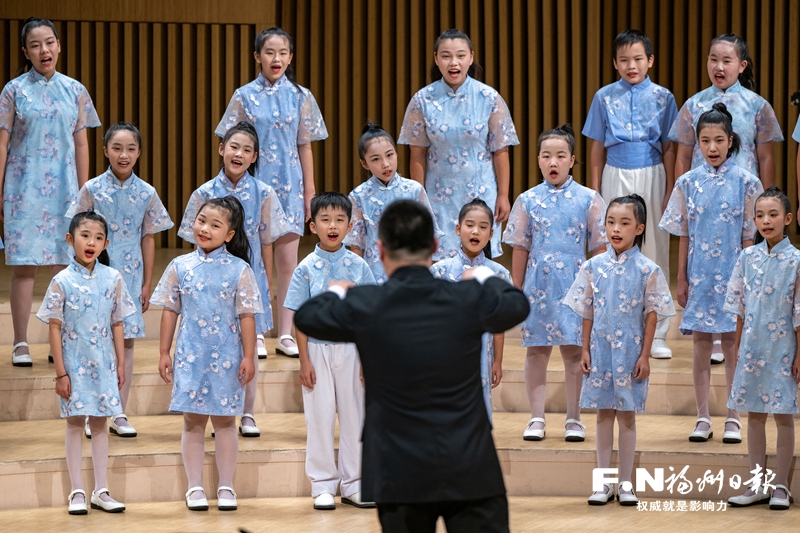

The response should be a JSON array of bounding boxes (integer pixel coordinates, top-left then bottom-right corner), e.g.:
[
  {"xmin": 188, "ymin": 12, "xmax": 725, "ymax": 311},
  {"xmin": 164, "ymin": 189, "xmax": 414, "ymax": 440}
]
[
  {"xmin": 616, "ymin": 411, "xmax": 636, "ymax": 491},
  {"xmin": 774, "ymin": 414, "xmax": 795, "ymax": 500},
  {"xmin": 524, "ymin": 346, "xmax": 552, "ymax": 431},
  {"xmin": 211, "ymin": 415, "xmax": 238, "ymax": 500},
  {"xmin": 182, "ymin": 413, "xmax": 209, "ymax": 500},
  {"xmin": 115, "ymin": 339, "xmax": 135, "ymax": 428},
  {"xmin": 560, "ymin": 345, "xmax": 583, "ymax": 430},
  {"xmin": 692, "ymin": 332, "xmax": 713, "ymax": 432},
  {"xmin": 65, "ymin": 416, "xmax": 86, "ymax": 503},
  {"xmin": 721, "ymin": 332, "xmax": 740, "ymax": 432},
  {"xmin": 743, "ymin": 412, "xmax": 767, "ymax": 496}
]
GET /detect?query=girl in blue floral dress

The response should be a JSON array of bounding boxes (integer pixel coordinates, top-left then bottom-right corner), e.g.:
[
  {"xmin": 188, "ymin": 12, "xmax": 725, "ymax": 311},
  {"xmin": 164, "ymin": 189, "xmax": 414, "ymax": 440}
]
[
  {"xmin": 431, "ymin": 199, "xmax": 510, "ymax": 424},
  {"xmin": 37, "ymin": 211, "xmax": 136, "ymax": 515},
  {"xmin": 1, "ymin": 18, "xmax": 101, "ymax": 367},
  {"xmin": 216, "ymin": 28, "xmax": 327, "ymax": 359},
  {"xmin": 67, "ymin": 123, "xmax": 174, "ymax": 438},
  {"xmin": 346, "ymin": 123, "xmax": 439, "ymax": 284},
  {"xmin": 502, "ymin": 125, "xmax": 607, "ymax": 443},
  {"xmin": 565, "ymin": 195, "xmax": 675, "ymax": 506},
  {"xmin": 152, "ymin": 197, "xmax": 263, "ymax": 512},
  {"xmin": 725, "ymin": 188, "xmax": 800, "ymax": 511},
  {"xmin": 660, "ymin": 103, "xmax": 763, "ymax": 445},
  {"xmin": 179, "ymin": 122, "xmax": 289, "ymax": 437},
  {"xmin": 398, "ymin": 29, "xmax": 519, "ymax": 260}
]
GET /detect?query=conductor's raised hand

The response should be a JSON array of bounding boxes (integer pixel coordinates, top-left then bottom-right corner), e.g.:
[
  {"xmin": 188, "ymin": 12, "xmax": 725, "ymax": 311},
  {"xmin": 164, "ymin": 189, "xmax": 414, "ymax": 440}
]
[{"xmin": 328, "ymin": 280, "xmax": 355, "ymax": 294}]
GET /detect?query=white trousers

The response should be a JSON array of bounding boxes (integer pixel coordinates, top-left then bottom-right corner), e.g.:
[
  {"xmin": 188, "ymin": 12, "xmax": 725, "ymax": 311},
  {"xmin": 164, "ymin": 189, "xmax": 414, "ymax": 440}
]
[
  {"xmin": 303, "ymin": 342, "xmax": 365, "ymax": 498},
  {"xmin": 602, "ymin": 163, "xmax": 671, "ymax": 338}
]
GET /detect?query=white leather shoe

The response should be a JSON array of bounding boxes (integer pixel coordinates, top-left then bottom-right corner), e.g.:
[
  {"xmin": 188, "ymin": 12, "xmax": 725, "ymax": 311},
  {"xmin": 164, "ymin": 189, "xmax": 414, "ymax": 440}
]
[
  {"xmin": 275, "ymin": 335, "xmax": 299, "ymax": 358},
  {"xmin": 617, "ymin": 488, "xmax": 638, "ymax": 506},
  {"xmin": 84, "ymin": 417, "xmax": 92, "ymax": 439},
  {"xmin": 722, "ymin": 418, "xmax": 742, "ymax": 444},
  {"xmin": 11, "ymin": 342, "xmax": 32, "ymax": 367},
  {"xmin": 523, "ymin": 417, "xmax": 546, "ymax": 441},
  {"xmin": 185, "ymin": 486, "xmax": 209, "ymax": 511},
  {"xmin": 588, "ymin": 484, "xmax": 614, "ymax": 505},
  {"xmin": 729, "ymin": 489, "xmax": 770, "ymax": 507},
  {"xmin": 342, "ymin": 491, "xmax": 376, "ymax": 508},
  {"xmin": 689, "ymin": 418, "xmax": 713, "ymax": 442},
  {"xmin": 710, "ymin": 340, "xmax": 724, "ymax": 364},
  {"xmin": 257, "ymin": 334, "xmax": 268, "ymax": 359},
  {"xmin": 110, "ymin": 414, "xmax": 137, "ymax": 438},
  {"xmin": 649, "ymin": 339, "xmax": 672, "ymax": 359},
  {"xmin": 564, "ymin": 419, "xmax": 586, "ymax": 442},
  {"xmin": 67, "ymin": 489, "xmax": 88, "ymax": 515},
  {"xmin": 239, "ymin": 414, "xmax": 261, "ymax": 437},
  {"xmin": 770, "ymin": 484, "xmax": 792, "ymax": 510},
  {"xmin": 90, "ymin": 488, "xmax": 125, "ymax": 513},
  {"xmin": 313, "ymin": 493, "xmax": 336, "ymax": 510},
  {"xmin": 217, "ymin": 486, "xmax": 237, "ymax": 511}
]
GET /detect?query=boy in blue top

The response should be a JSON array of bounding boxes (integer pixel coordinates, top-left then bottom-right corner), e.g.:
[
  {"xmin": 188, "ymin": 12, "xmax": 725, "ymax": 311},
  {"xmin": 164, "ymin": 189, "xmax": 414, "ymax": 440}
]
[
  {"xmin": 284, "ymin": 192, "xmax": 376, "ymax": 511},
  {"xmin": 583, "ymin": 29, "xmax": 678, "ymax": 359}
]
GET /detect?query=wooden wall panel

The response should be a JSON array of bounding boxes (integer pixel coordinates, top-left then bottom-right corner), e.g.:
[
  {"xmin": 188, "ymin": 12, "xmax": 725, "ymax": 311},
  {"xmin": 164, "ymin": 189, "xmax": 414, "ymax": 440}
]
[{"xmin": 1, "ymin": 0, "xmax": 799, "ymax": 247}]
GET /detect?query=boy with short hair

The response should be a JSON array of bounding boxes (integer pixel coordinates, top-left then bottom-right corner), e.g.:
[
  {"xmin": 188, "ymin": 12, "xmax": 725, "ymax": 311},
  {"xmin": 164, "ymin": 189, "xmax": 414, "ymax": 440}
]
[
  {"xmin": 284, "ymin": 191, "xmax": 376, "ymax": 511},
  {"xmin": 583, "ymin": 29, "xmax": 679, "ymax": 359}
]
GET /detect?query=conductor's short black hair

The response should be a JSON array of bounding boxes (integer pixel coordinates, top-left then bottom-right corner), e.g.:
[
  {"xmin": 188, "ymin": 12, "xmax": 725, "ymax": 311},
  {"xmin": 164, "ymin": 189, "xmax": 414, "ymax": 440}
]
[
  {"xmin": 378, "ymin": 200, "xmax": 435, "ymax": 260},
  {"xmin": 310, "ymin": 191, "xmax": 352, "ymax": 221}
]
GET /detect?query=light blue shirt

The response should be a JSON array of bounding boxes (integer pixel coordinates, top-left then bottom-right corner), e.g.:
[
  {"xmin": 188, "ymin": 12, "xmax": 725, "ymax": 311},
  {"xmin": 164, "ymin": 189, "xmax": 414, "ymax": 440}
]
[
  {"xmin": 215, "ymin": 74, "xmax": 328, "ymax": 235},
  {"xmin": 284, "ymin": 244, "xmax": 376, "ymax": 344},
  {"xmin": 793, "ymin": 114, "xmax": 800, "ymax": 143},
  {"xmin": 583, "ymin": 76, "xmax": 678, "ymax": 169}
]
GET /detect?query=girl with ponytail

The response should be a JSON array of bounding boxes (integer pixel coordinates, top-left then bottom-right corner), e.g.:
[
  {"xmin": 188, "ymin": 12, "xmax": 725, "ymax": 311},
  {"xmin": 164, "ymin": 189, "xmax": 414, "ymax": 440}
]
[
  {"xmin": 151, "ymin": 195, "xmax": 264, "ymax": 512},
  {"xmin": 670, "ymin": 33, "xmax": 783, "ymax": 186},
  {"xmin": 660, "ymin": 102, "xmax": 764, "ymax": 446}
]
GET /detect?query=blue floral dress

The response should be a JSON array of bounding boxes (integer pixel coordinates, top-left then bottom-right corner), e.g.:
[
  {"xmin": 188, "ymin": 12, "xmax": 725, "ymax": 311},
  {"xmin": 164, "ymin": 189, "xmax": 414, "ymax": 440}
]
[
  {"xmin": 66, "ymin": 169, "xmax": 173, "ymax": 338},
  {"xmin": 149, "ymin": 247, "xmax": 264, "ymax": 416},
  {"xmin": 668, "ymin": 81, "xmax": 783, "ymax": 176},
  {"xmin": 0, "ymin": 70, "xmax": 101, "ymax": 265},
  {"xmin": 398, "ymin": 76, "xmax": 519, "ymax": 259},
  {"xmin": 502, "ymin": 178, "xmax": 607, "ymax": 346},
  {"xmin": 564, "ymin": 246, "xmax": 675, "ymax": 412},
  {"xmin": 725, "ymin": 237, "xmax": 800, "ymax": 414},
  {"xmin": 36, "ymin": 259, "xmax": 136, "ymax": 418},
  {"xmin": 178, "ymin": 170, "xmax": 290, "ymax": 332},
  {"xmin": 659, "ymin": 158, "xmax": 762, "ymax": 333},
  {"xmin": 431, "ymin": 249, "xmax": 511, "ymax": 422},
  {"xmin": 215, "ymin": 74, "xmax": 328, "ymax": 234},
  {"xmin": 345, "ymin": 173, "xmax": 440, "ymax": 284}
]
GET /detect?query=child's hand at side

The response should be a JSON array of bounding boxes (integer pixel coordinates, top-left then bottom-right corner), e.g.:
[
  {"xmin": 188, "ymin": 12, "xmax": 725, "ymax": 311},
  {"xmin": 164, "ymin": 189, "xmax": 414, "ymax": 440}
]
[
  {"xmin": 491, "ymin": 359, "xmax": 503, "ymax": 388},
  {"xmin": 634, "ymin": 356, "xmax": 650, "ymax": 380},
  {"xmin": 793, "ymin": 353, "xmax": 800, "ymax": 384},
  {"xmin": 55, "ymin": 375, "xmax": 71, "ymax": 400},
  {"xmin": 300, "ymin": 359, "xmax": 316, "ymax": 390},
  {"xmin": 158, "ymin": 353, "xmax": 172, "ymax": 384},
  {"xmin": 580, "ymin": 349, "xmax": 591, "ymax": 374},
  {"xmin": 239, "ymin": 356, "xmax": 255, "ymax": 385},
  {"xmin": 117, "ymin": 362, "xmax": 126, "ymax": 388}
]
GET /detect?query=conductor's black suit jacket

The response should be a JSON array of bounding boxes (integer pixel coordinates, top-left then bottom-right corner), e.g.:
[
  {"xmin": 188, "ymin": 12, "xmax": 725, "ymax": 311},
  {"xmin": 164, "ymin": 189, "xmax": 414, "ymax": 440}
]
[{"xmin": 294, "ymin": 265, "xmax": 530, "ymax": 504}]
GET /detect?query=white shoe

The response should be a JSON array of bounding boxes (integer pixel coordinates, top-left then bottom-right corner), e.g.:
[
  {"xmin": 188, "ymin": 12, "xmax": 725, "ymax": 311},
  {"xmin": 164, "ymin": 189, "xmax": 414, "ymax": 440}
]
[
  {"xmin": 313, "ymin": 493, "xmax": 336, "ymax": 510},
  {"xmin": 617, "ymin": 488, "xmax": 638, "ymax": 506},
  {"xmin": 650, "ymin": 339, "xmax": 672, "ymax": 359},
  {"xmin": 239, "ymin": 413, "xmax": 261, "ymax": 437},
  {"xmin": 84, "ymin": 417, "xmax": 92, "ymax": 439},
  {"xmin": 523, "ymin": 417, "xmax": 546, "ymax": 441},
  {"xmin": 342, "ymin": 491, "xmax": 376, "ymax": 508},
  {"xmin": 185, "ymin": 486, "xmax": 209, "ymax": 511},
  {"xmin": 217, "ymin": 486, "xmax": 237, "ymax": 511},
  {"xmin": 770, "ymin": 484, "xmax": 792, "ymax": 510},
  {"xmin": 722, "ymin": 418, "xmax": 742, "ymax": 444},
  {"xmin": 11, "ymin": 342, "xmax": 32, "ymax": 367},
  {"xmin": 729, "ymin": 489, "xmax": 770, "ymax": 507},
  {"xmin": 257, "ymin": 334, "xmax": 268, "ymax": 359},
  {"xmin": 275, "ymin": 335, "xmax": 299, "ymax": 358},
  {"xmin": 689, "ymin": 417, "xmax": 713, "ymax": 442},
  {"xmin": 67, "ymin": 489, "xmax": 88, "ymax": 515},
  {"xmin": 110, "ymin": 414, "xmax": 137, "ymax": 437},
  {"xmin": 564, "ymin": 419, "xmax": 586, "ymax": 442},
  {"xmin": 710, "ymin": 340, "xmax": 724, "ymax": 364},
  {"xmin": 588, "ymin": 484, "xmax": 614, "ymax": 505},
  {"xmin": 90, "ymin": 488, "xmax": 125, "ymax": 513}
]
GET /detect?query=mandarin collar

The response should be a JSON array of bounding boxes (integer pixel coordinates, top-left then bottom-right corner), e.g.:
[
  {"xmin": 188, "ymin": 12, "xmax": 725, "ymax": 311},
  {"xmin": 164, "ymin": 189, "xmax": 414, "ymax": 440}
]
[
  {"xmin": 438, "ymin": 75, "xmax": 472, "ymax": 97},
  {"xmin": 196, "ymin": 245, "xmax": 227, "ymax": 262},
  {"xmin": 765, "ymin": 236, "xmax": 791, "ymax": 257},
  {"xmin": 314, "ymin": 243, "xmax": 348, "ymax": 261},
  {"xmin": 544, "ymin": 176, "xmax": 574, "ymax": 192},
  {"xmin": 257, "ymin": 72, "xmax": 287, "ymax": 90},
  {"xmin": 618, "ymin": 75, "xmax": 651, "ymax": 91},
  {"xmin": 369, "ymin": 173, "xmax": 401, "ymax": 190},
  {"xmin": 701, "ymin": 157, "xmax": 735, "ymax": 176},
  {"xmin": 69, "ymin": 257, "xmax": 98, "ymax": 279},
  {"xmin": 28, "ymin": 68, "xmax": 58, "ymax": 85},
  {"xmin": 457, "ymin": 248, "xmax": 486, "ymax": 268},
  {"xmin": 217, "ymin": 169, "xmax": 250, "ymax": 191},
  {"xmin": 709, "ymin": 80, "xmax": 742, "ymax": 97},
  {"xmin": 607, "ymin": 244, "xmax": 640, "ymax": 263},
  {"xmin": 105, "ymin": 168, "xmax": 135, "ymax": 189}
]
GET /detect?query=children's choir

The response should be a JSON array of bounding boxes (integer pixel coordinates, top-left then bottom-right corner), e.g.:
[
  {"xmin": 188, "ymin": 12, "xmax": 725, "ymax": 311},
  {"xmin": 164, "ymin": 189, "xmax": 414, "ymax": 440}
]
[{"xmin": 2, "ymin": 17, "xmax": 800, "ymax": 516}]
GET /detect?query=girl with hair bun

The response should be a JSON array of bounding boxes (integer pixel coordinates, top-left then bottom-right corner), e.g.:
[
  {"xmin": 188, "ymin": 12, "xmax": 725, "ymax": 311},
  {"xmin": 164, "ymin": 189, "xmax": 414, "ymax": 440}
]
[
  {"xmin": 345, "ymin": 122, "xmax": 440, "ymax": 284},
  {"xmin": 398, "ymin": 29, "xmax": 519, "ymax": 260},
  {"xmin": 660, "ymin": 102, "xmax": 764, "ymax": 446}
]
